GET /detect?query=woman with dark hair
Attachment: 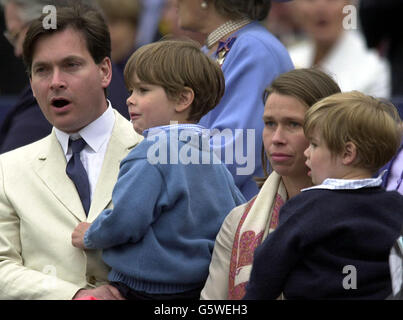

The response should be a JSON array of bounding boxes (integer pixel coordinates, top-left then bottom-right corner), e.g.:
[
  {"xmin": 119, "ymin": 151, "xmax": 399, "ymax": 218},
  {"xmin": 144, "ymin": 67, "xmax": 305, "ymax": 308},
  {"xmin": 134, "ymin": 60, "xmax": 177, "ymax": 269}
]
[
  {"xmin": 201, "ymin": 68, "xmax": 341, "ymax": 300},
  {"xmin": 176, "ymin": 0, "xmax": 294, "ymax": 200}
]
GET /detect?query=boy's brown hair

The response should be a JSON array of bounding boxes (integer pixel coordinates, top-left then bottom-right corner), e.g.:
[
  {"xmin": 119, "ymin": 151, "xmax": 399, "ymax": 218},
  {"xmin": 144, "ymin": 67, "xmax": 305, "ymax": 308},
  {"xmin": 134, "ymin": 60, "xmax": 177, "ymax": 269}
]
[
  {"xmin": 304, "ymin": 91, "xmax": 402, "ymax": 173},
  {"xmin": 124, "ymin": 38, "xmax": 225, "ymax": 122}
]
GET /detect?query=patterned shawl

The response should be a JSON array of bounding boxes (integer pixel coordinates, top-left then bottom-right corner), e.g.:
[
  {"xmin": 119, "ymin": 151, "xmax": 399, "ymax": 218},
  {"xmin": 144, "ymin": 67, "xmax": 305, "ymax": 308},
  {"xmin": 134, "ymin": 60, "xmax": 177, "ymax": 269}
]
[{"xmin": 228, "ymin": 171, "xmax": 287, "ymax": 299}]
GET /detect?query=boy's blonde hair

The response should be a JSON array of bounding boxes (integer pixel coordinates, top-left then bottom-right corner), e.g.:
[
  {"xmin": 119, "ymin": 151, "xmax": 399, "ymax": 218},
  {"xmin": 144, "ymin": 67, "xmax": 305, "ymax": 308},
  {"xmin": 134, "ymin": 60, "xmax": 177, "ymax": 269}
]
[
  {"xmin": 124, "ymin": 38, "xmax": 225, "ymax": 122},
  {"xmin": 304, "ymin": 91, "xmax": 402, "ymax": 173}
]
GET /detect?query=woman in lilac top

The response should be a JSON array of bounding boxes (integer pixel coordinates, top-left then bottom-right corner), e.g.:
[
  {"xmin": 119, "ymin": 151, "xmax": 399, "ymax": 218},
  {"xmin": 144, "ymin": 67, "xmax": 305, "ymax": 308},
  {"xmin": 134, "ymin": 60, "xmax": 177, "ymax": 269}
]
[
  {"xmin": 381, "ymin": 139, "xmax": 403, "ymax": 194},
  {"xmin": 176, "ymin": 0, "xmax": 294, "ymax": 200}
]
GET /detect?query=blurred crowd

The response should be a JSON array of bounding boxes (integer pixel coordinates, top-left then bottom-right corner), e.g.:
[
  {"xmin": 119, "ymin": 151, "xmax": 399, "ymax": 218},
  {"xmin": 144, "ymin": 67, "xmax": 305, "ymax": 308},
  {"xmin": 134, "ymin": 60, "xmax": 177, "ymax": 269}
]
[{"xmin": 1, "ymin": 0, "xmax": 402, "ymax": 98}]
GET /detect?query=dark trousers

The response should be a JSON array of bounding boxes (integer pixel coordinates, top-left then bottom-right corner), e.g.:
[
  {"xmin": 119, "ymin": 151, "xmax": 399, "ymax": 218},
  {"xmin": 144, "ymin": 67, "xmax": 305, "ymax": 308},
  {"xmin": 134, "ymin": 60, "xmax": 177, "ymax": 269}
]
[{"xmin": 111, "ymin": 282, "xmax": 202, "ymax": 300}]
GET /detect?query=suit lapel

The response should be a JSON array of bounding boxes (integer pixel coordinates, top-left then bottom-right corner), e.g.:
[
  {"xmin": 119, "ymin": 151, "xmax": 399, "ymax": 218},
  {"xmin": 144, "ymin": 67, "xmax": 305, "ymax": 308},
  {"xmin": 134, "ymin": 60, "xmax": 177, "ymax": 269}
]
[
  {"xmin": 33, "ymin": 130, "xmax": 87, "ymax": 221},
  {"xmin": 33, "ymin": 112, "xmax": 142, "ymax": 223}
]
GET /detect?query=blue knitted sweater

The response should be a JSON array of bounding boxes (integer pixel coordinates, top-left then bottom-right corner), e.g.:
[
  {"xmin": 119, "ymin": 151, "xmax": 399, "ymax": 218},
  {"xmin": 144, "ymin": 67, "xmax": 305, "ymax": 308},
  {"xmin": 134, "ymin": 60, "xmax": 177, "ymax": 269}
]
[{"xmin": 84, "ymin": 125, "xmax": 246, "ymax": 294}]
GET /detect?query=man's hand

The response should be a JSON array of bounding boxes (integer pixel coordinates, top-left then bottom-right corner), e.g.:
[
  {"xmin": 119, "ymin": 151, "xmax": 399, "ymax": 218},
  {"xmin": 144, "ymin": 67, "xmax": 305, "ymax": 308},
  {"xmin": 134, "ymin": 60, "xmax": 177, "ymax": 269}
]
[
  {"xmin": 73, "ymin": 285, "xmax": 125, "ymax": 300},
  {"xmin": 72, "ymin": 222, "xmax": 91, "ymax": 249}
]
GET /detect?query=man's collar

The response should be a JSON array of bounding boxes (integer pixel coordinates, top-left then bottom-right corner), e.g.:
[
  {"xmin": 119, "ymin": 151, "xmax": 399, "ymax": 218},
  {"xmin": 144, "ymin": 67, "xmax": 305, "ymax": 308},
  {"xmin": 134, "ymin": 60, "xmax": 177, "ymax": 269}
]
[{"xmin": 54, "ymin": 101, "xmax": 115, "ymax": 155}]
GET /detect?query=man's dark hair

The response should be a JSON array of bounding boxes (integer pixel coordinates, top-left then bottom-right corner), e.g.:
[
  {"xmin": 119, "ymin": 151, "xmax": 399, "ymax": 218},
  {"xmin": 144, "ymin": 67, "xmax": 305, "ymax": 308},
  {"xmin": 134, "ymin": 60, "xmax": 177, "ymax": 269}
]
[{"xmin": 23, "ymin": 2, "xmax": 111, "ymax": 77}]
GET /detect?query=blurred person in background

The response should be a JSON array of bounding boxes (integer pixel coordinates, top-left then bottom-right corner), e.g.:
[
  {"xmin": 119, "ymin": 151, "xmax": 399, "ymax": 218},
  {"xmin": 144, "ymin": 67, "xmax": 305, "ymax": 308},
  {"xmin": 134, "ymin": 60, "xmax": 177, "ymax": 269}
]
[
  {"xmin": 135, "ymin": 0, "xmax": 165, "ymax": 47},
  {"xmin": 288, "ymin": 0, "xmax": 390, "ymax": 98},
  {"xmin": 0, "ymin": 0, "xmax": 53, "ymax": 153},
  {"xmin": 96, "ymin": 0, "xmax": 142, "ymax": 113},
  {"xmin": 0, "ymin": 5, "xmax": 26, "ymax": 96},
  {"xmin": 263, "ymin": 0, "xmax": 303, "ymax": 48},
  {"xmin": 96, "ymin": 0, "xmax": 141, "ymax": 74},
  {"xmin": 158, "ymin": 0, "xmax": 205, "ymax": 44},
  {"xmin": 359, "ymin": 0, "xmax": 403, "ymax": 96}
]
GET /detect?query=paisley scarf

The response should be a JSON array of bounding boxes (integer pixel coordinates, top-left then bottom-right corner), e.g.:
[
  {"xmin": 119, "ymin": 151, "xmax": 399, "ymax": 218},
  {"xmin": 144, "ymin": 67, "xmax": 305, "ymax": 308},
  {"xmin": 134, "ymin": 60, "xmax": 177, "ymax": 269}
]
[{"xmin": 228, "ymin": 172, "xmax": 287, "ymax": 299}]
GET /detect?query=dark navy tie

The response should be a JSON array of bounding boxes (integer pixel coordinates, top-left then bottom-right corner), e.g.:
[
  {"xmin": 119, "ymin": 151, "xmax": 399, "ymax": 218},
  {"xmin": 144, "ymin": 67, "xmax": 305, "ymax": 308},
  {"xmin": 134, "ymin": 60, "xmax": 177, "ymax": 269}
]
[{"xmin": 66, "ymin": 138, "xmax": 90, "ymax": 215}]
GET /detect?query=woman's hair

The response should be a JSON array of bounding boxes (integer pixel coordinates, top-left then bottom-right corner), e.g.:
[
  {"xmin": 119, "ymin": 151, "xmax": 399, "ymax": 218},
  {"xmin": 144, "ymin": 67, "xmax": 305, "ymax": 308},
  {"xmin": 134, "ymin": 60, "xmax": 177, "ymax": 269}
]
[
  {"xmin": 263, "ymin": 68, "xmax": 342, "ymax": 107},
  {"xmin": 304, "ymin": 91, "xmax": 402, "ymax": 173},
  {"xmin": 212, "ymin": 0, "xmax": 272, "ymax": 21},
  {"xmin": 256, "ymin": 68, "xmax": 341, "ymax": 186},
  {"xmin": 124, "ymin": 38, "xmax": 225, "ymax": 122}
]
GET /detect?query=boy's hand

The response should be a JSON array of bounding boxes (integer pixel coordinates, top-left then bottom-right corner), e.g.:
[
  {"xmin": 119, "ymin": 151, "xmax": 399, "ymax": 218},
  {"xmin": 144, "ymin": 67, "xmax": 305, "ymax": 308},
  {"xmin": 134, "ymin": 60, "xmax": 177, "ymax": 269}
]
[{"xmin": 72, "ymin": 222, "xmax": 91, "ymax": 249}]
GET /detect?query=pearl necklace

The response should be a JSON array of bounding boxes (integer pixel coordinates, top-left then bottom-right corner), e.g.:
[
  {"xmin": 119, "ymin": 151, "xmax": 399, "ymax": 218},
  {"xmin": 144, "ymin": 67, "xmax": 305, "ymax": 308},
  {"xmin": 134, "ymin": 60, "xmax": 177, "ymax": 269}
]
[{"xmin": 206, "ymin": 17, "xmax": 251, "ymax": 49}]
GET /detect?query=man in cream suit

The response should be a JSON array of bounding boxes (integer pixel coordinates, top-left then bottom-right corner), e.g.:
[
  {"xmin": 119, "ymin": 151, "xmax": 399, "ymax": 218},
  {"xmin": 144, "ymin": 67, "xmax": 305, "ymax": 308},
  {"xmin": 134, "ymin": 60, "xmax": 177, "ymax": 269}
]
[{"xmin": 0, "ymin": 3, "xmax": 142, "ymax": 299}]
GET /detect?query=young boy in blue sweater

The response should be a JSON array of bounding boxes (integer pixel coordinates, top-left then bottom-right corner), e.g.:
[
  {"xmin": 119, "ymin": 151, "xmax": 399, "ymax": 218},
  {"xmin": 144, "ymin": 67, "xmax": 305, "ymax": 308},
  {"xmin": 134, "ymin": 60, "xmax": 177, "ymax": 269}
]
[
  {"xmin": 244, "ymin": 91, "xmax": 403, "ymax": 300},
  {"xmin": 71, "ymin": 39, "xmax": 246, "ymax": 300}
]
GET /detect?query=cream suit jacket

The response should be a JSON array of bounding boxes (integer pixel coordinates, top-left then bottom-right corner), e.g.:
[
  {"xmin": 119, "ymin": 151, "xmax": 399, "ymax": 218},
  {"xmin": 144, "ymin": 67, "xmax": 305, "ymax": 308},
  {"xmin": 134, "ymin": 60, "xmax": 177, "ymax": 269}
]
[{"xmin": 0, "ymin": 110, "xmax": 143, "ymax": 300}]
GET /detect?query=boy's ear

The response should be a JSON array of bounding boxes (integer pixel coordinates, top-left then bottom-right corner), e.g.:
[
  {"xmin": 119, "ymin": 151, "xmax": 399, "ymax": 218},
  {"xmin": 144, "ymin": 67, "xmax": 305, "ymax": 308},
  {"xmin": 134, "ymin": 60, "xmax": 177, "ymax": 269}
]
[
  {"xmin": 175, "ymin": 87, "xmax": 194, "ymax": 113},
  {"xmin": 341, "ymin": 141, "xmax": 358, "ymax": 166}
]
